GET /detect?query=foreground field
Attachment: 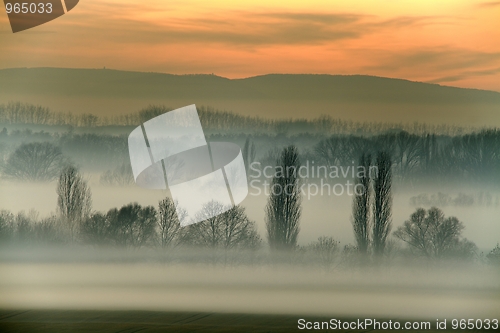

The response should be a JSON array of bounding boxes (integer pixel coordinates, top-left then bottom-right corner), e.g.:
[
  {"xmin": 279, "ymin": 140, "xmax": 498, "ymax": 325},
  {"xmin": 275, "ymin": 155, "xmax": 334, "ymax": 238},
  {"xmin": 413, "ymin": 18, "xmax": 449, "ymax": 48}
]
[
  {"xmin": 2, "ymin": 310, "xmax": 491, "ymax": 333},
  {"xmin": 0, "ymin": 311, "xmax": 339, "ymax": 333}
]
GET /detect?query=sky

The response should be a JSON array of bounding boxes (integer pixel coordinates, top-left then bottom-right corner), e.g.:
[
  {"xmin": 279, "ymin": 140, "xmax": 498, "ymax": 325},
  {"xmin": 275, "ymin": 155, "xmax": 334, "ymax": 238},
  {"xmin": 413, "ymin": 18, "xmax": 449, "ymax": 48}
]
[{"xmin": 1, "ymin": 0, "xmax": 500, "ymax": 91}]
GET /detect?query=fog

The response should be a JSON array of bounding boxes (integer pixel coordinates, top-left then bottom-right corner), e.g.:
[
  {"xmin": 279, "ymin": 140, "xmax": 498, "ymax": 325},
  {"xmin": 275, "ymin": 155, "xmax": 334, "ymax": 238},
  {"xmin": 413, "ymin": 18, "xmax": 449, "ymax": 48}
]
[
  {"xmin": 0, "ymin": 258, "xmax": 499, "ymax": 319},
  {"xmin": 1, "ymin": 105, "xmax": 500, "ymax": 323},
  {"xmin": 1, "ymin": 179, "xmax": 498, "ymax": 251}
]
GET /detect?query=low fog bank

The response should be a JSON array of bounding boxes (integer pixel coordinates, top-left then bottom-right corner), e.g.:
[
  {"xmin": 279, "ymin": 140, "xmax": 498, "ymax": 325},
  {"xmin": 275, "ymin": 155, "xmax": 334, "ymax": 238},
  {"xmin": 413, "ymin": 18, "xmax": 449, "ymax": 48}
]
[{"xmin": 0, "ymin": 258, "xmax": 498, "ymax": 319}]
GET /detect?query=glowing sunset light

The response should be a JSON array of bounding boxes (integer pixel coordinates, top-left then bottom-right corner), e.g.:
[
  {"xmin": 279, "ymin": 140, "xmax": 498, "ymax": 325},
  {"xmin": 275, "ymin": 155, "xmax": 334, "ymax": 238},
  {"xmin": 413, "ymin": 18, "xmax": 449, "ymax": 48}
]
[{"xmin": 1, "ymin": 0, "xmax": 499, "ymax": 91}]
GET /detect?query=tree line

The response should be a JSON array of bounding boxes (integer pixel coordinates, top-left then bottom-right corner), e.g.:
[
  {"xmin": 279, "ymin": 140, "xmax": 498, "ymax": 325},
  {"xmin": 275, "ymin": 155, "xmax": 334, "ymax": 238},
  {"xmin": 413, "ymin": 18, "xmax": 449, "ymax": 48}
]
[
  {"xmin": 0, "ymin": 165, "xmax": 262, "ymax": 252},
  {"xmin": 0, "ymin": 146, "xmax": 499, "ymax": 267},
  {"xmin": 314, "ymin": 129, "xmax": 500, "ymax": 183},
  {"xmin": 2, "ymin": 129, "xmax": 500, "ymax": 184},
  {"xmin": 0, "ymin": 102, "xmax": 483, "ymax": 136}
]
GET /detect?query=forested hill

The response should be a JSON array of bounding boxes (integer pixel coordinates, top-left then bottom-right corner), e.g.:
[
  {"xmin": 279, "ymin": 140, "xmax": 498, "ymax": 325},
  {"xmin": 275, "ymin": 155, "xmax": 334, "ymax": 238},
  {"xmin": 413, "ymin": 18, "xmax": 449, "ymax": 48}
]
[{"xmin": 1, "ymin": 68, "xmax": 499, "ymax": 126}]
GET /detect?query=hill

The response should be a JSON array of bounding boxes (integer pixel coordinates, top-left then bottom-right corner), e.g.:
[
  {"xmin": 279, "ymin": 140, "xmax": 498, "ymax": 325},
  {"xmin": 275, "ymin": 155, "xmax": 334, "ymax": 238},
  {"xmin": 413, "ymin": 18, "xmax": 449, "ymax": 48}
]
[{"xmin": 0, "ymin": 68, "xmax": 499, "ymax": 126}]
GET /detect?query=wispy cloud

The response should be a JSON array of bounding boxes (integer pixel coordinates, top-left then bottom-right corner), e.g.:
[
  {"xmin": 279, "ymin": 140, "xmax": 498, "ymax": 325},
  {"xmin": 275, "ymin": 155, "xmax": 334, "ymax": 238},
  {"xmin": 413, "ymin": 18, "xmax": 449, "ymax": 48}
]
[
  {"xmin": 427, "ymin": 66, "xmax": 500, "ymax": 84},
  {"xmin": 78, "ymin": 11, "xmax": 367, "ymax": 46},
  {"xmin": 364, "ymin": 48, "xmax": 500, "ymax": 72},
  {"xmin": 477, "ymin": 1, "xmax": 500, "ymax": 8},
  {"xmin": 71, "ymin": 10, "xmax": 450, "ymax": 47}
]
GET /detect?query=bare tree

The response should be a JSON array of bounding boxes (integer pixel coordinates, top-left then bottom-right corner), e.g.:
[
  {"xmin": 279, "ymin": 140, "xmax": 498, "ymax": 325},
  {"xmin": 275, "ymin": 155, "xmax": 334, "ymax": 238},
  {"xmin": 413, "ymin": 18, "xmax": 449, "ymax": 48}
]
[
  {"xmin": 352, "ymin": 153, "xmax": 371, "ymax": 255},
  {"xmin": 183, "ymin": 201, "xmax": 261, "ymax": 250},
  {"xmin": 78, "ymin": 113, "xmax": 99, "ymax": 127},
  {"xmin": 157, "ymin": 198, "xmax": 185, "ymax": 248},
  {"xmin": 394, "ymin": 207, "xmax": 477, "ymax": 259},
  {"xmin": 266, "ymin": 145, "xmax": 301, "ymax": 251},
  {"xmin": 306, "ymin": 236, "xmax": 340, "ymax": 270},
  {"xmin": 3, "ymin": 142, "xmax": 66, "ymax": 181},
  {"xmin": 0, "ymin": 102, "xmax": 51, "ymax": 125},
  {"xmin": 372, "ymin": 151, "xmax": 392, "ymax": 257},
  {"xmin": 57, "ymin": 166, "xmax": 92, "ymax": 238}
]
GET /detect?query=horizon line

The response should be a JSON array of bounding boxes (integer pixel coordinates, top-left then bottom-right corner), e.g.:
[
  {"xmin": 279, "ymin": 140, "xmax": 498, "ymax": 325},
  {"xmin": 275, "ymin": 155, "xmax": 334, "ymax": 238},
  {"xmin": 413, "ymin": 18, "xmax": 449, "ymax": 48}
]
[{"xmin": 2, "ymin": 66, "xmax": 499, "ymax": 94}]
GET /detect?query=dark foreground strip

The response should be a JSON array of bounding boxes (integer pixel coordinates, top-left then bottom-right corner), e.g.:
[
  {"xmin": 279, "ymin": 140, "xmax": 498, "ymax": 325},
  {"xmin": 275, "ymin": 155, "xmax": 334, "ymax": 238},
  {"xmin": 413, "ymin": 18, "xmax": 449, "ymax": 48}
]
[{"xmin": 0, "ymin": 310, "xmax": 475, "ymax": 333}]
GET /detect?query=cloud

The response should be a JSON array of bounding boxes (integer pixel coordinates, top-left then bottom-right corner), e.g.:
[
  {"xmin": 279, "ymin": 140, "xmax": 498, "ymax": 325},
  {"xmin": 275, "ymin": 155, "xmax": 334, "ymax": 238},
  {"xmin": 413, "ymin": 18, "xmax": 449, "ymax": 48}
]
[
  {"xmin": 68, "ymin": 10, "xmax": 452, "ymax": 48},
  {"xmin": 369, "ymin": 16, "xmax": 446, "ymax": 28},
  {"xmin": 477, "ymin": 1, "xmax": 500, "ymax": 8},
  {"xmin": 427, "ymin": 67, "xmax": 500, "ymax": 84},
  {"xmin": 364, "ymin": 48, "xmax": 500, "ymax": 73},
  {"xmin": 359, "ymin": 48, "xmax": 500, "ymax": 89},
  {"xmin": 81, "ymin": 11, "xmax": 367, "ymax": 46},
  {"xmin": 258, "ymin": 12, "xmax": 363, "ymax": 25}
]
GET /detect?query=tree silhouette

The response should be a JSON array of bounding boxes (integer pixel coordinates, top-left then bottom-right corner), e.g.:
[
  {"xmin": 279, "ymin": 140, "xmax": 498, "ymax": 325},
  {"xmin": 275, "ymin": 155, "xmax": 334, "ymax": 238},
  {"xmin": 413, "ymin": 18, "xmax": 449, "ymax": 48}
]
[
  {"xmin": 0, "ymin": 102, "xmax": 51, "ymax": 125},
  {"xmin": 266, "ymin": 145, "xmax": 301, "ymax": 251},
  {"xmin": 372, "ymin": 151, "xmax": 392, "ymax": 257},
  {"xmin": 106, "ymin": 203, "xmax": 157, "ymax": 248},
  {"xmin": 352, "ymin": 153, "xmax": 371, "ymax": 255},
  {"xmin": 183, "ymin": 202, "xmax": 261, "ymax": 250},
  {"xmin": 3, "ymin": 142, "xmax": 66, "ymax": 181},
  {"xmin": 80, "ymin": 213, "xmax": 109, "ymax": 246},
  {"xmin": 157, "ymin": 198, "xmax": 185, "ymax": 248},
  {"xmin": 57, "ymin": 166, "xmax": 92, "ymax": 239},
  {"xmin": 306, "ymin": 236, "xmax": 340, "ymax": 270},
  {"xmin": 393, "ymin": 131, "xmax": 423, "ymax": 180},
  {"xmin": 394, "ymin": 207, "xmax": 477, "ymax": 259}
]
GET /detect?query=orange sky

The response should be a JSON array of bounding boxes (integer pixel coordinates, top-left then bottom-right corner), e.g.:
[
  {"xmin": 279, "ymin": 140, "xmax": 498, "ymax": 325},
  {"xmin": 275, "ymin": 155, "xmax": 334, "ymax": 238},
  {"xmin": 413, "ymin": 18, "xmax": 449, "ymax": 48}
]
[{"xmin": 1, "ymin": 0, "xmax": 500, "ymax": 91}]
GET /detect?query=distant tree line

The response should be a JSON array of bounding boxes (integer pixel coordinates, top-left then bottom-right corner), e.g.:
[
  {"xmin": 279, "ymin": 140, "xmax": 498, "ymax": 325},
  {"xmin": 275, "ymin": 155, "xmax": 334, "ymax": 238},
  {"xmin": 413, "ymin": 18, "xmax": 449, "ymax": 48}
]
[
  {"xmin": 0, "ymin": 102, "xmax": 483, "ymax": 136},
  {"xmin": 1, "ymin": 128, "xmax": 500, "ymax": 184},
  {"xmin": 313, "ymin": 130, "xmax": 500, "ymax": 183},
  {"xmin": 0, "ymin": 102, "xmax": 101, "ymax": 127},
  {"xmin": 410, "ymin": 192, "xmax": 500, "ymax": 208}
]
